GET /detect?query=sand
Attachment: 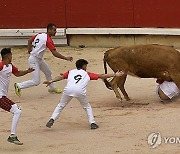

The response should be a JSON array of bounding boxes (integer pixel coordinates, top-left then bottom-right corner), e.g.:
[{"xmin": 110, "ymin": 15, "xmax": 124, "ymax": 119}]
[{"xmin": 0, "ymin": 47, "xmax": 180, "ymax": 154}]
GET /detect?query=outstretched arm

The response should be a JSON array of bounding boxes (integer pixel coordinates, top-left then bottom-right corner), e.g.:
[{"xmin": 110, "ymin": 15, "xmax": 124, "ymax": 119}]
[
  {"xmin": 43, "ymin": 75, "xmax": 65, "ymax": 87},
  {"xmin": 52, "ymin": 50, "xmax": 73, "ymax": 61},
  {"xmin": 14, "ymin": 68, "xmax": 34, "ymax": 77},
  {"xmin": 99, "ymin": 70, "xmax": 124, "ymax": 79}
]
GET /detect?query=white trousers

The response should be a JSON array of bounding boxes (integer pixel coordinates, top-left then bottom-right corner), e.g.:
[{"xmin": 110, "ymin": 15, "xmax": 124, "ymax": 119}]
[
  {"xmin": 18, "ymin": 55, "xmax": 55, "ymax": 90},
  {"xmin": 10, "ymin": 104, "xmax": 22, "ymax": 135},
  {"xmin": 51, "ymin": 93, "xmax": 95, "ymax": 124}
]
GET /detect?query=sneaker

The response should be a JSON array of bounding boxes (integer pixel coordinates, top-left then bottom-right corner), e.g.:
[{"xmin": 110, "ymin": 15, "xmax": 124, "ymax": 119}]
[
  {"xmin": 90, "ymin": 123, "xmax": 99, "ymax": 129},
  {"xmin": 7, "ymin": 135, "xmax": 23, "ymax": 145},
  {"xmin": 14, "ymin": 83, "xmax": 21, "ymax": 97},
  {"xmin": 46, "ymin": 119, "xmax": 54, "ymax": 128},
  {"xmin": 48, "ymin": 88, "xmax": 62, "ymax": 94}
]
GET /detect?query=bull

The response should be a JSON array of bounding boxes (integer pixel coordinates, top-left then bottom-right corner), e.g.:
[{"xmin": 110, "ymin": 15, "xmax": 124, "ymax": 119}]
[{"xmin": 103, "ymin": 44, "xmax": 180, "ymax": 102}]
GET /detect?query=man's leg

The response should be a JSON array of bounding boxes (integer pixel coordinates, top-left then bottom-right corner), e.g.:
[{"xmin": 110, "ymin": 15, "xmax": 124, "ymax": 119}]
[
  {"xmin": 46, "ymin": 94, "xmax": 73, "ymax": 128},
  {"xmin": 40, "ymin": 59, "xmax": 62, "ymax": 93},
  {"xmin": 15, "ymin": 56, "xmax": 41, "ymax": 96},
  {"xmin": 76, "ymin": 95, "xmax": 99, "ymax": 129},
  {"xmin": 10, "ymin": 104, "xmax": 22, "ymax": 135},
  {"xmin": 0, "ymin": 97, "xmax": 23, "ymax": 145}
]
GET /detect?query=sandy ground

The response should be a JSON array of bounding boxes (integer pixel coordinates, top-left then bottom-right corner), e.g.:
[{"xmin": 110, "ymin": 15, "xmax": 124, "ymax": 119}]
[{"xmin": 0, "ymin": 47, "xmax": 180, "ymax": 154}]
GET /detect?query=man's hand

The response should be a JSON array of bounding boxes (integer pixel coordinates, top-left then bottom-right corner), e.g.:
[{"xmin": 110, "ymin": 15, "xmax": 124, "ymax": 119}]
[
  {"xmin": 115, "ymin": 70, "xmax": 124, "ymax": 77},
  {"xmin": 27, "ymin": 68, "xmax": 35, "ymax": 73},
  {"xmin": 52, "ymin": 50, "xmax": 73, "ymax": 61},
  {"xmin": 99, "ymin": 70, "xmax": 125, "ymax": 79},
  {"xmin": 14, "ymin": 68, "xmax": 35, "ymax": 77},
  {"xmin": 66, "ymin": 56, "xmax": 73, "ymax": 61},
  {"xmin": 43, "ymin": 81, "xmax": 52, "ymax": 87}
]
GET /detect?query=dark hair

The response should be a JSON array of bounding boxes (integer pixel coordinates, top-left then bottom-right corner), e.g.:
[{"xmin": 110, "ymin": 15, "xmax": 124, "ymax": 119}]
[
  {"xmin": 47, "ymin": 23, "xmax": 56, "ymax": 31},
  {"xmin": 1, "ymin": 48, "xmax": 11, "ymax": 57},
  {"xmin": 76, "ymin": 59, "xmax": 88, "ymax": 69}
]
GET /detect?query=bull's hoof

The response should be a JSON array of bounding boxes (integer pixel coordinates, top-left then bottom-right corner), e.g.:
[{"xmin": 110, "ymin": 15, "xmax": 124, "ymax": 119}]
[
  {"xmin": 116, "ymin": 96, "xmax": 122, "ymax": 100},
  {"xmin": 108, "ymin": 87, "xmax": 113, "ymax": 90},
  {"xmin": 117, "ymin": 98, "xmax": 124, "ymax": 107},
  {"xmin": 125, "ymin": 97, "xmax": 131, "ymax": 101},
  {"xmin": 116, "ymin": 97, "xmax": 125, "ymax": 107}
]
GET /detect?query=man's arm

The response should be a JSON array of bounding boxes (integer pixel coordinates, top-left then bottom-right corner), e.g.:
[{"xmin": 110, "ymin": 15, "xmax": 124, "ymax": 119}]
[
  {"xmin": 52, "ymin": 50, "xmax": 73, "ymax": 61},
  {"xmin": 14, "ymin": 68, "xmax": 34, "ymax": 77},
  {"xmin": 99, "ymin": 71, "xmax": 124, "ymax": 79},
  {"xmin": 47, "ymin": 36, "xmax": 73, "ymax": 61},
  {"xmin": 43, "ymin": 75, "xmax": 65, "ymax": 87}
]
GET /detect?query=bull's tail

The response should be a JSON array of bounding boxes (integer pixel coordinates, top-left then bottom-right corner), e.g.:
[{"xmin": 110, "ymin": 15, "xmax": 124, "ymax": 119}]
[{"xmin": 103, "ymin": 54, "xmax": 112, "ymax": 90}]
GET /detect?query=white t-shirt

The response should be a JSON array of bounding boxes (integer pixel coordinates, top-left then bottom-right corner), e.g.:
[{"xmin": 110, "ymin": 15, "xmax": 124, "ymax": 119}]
[
  {"xmin": 62, "ymin": 69, "xmax": 99, "ymax": 97},
  {"xmin": 30, "ymin": 33, "xmax": 56, "ymax": 59},
  {"xmin": 0, "ymin": 61, "xmax": 18, "ymax": 98},
  {"xmin": 159, "ymin": 81, "xmax": 180, "ymax": 99}
]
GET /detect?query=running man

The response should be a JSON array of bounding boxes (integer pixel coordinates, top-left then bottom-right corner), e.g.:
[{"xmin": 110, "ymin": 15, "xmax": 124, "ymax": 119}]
[
  {"xmin": 14, "ymin": 23, "xmax": 73, "ymax": 97},
  {"xmin": 0, "ymin": 48, "xmax": 34, "ymax": 145},
  {"xmin": 43, "ymin": 59, "xmax": 124, "ymax": 129},
  {"xmin": 156, "ymin": 79, "xmax": 179, "ymax": 102}
]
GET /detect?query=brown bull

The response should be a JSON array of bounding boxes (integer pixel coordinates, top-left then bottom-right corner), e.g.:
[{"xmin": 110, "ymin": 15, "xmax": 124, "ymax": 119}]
[{"xmin": 103, "ymin": 44, "xmax": 180, "ymax": 101}]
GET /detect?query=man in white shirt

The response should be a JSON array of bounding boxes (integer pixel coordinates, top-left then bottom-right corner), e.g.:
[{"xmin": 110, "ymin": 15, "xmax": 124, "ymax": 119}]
[
  {"xmin": 0, "ymin": 48, "xmax": 34, "ymax": 145},
  {"xmin": 43, "ymin": 59, "xmax": 124, "ymax": 129},
  {"xmin": 14, "ymin": 23, "xmax": 73, "ymax": 97},
  {"xmin": 156, "ymin": 79, "xmax": 180, "ymax": 102}
]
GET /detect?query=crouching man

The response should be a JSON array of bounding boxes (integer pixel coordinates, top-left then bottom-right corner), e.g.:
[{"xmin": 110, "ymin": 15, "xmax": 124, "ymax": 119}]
[{"xmin": 43, "ymin": 59, "xmax": 124, "ymax": 129}]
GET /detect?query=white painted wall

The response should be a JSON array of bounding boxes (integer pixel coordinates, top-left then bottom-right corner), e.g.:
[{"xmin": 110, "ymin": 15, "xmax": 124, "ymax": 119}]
[{"xmin": 0, "ymin": 28, "xmax": 67, "ymax": 46}]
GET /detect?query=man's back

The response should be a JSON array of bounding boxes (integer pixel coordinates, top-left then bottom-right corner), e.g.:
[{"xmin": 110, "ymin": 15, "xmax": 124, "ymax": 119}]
[
  {"xmin": 30, "ymin": 33, "xmax": 55, "ymax": 59},
  {"xmin": 160, "ymin": 81, "xmax": 180, "ymax": 99},
  {"xmin": 64, "ymin": 69, "xmax": 91, "ymax": 97}
]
